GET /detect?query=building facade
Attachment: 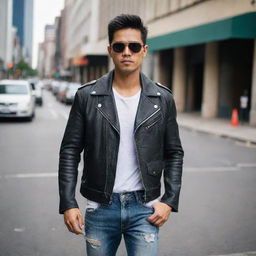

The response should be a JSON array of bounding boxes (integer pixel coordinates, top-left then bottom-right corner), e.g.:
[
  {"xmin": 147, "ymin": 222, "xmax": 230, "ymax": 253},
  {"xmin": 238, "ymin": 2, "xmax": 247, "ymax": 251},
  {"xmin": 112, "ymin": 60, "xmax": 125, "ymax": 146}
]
[
  {"xmin": 12, "ymin": 27, "xmax": 23, "ymax": 65},
  {"xmin": 58, "ymin": 0, "xmax": 108, "ymax": 83},
  {"xmin": 43, "ymin": 25, "xmax": 56, "ymax": 78},
  {"xmin": 0, "ymin": 0, "xmax": 13, "ymax": 78},
  {"xmin": 37, "ymin": 42, "xmax": 45, "ymax": 77}
]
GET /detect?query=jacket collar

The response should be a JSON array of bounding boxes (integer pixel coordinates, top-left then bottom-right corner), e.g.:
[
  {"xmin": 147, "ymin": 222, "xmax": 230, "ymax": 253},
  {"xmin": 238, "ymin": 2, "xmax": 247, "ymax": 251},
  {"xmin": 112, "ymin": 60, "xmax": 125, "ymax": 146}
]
[
  {"xmin": 91, "ymin": 70, "xmax": 162, "ymax": 134},
  {"xmin": 90, "ymin": 70, "xmax": 161, "ymax": 97}
]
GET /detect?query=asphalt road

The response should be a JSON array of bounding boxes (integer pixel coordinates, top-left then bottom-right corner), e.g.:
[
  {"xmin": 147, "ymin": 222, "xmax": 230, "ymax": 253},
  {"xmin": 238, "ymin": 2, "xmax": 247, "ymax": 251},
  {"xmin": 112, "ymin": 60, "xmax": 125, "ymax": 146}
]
[{"xmin": 0, "ymin": 90, "xmax": 256, "ymax": 256}]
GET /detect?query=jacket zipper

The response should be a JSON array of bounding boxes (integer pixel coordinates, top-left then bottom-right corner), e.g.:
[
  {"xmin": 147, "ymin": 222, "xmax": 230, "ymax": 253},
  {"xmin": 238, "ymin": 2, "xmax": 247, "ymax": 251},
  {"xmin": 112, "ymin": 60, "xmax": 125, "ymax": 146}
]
[
  {"xmin": 134, "ymin": 107, "xmax": 161, "ymax": 202},
  {"xmin": 97, "ymin": 107, "xmax": 120, "ymax": 134},
  {"xmin": 146, "ymin": 117, "xmax": 161, "ymax": 129},
  {"xmin": 97, "ymin": 106, "xmax": 119, "ymax": 204},
  {"xmin": 134, "ymin": 108, "xmax": 160, "ymax": 134}
]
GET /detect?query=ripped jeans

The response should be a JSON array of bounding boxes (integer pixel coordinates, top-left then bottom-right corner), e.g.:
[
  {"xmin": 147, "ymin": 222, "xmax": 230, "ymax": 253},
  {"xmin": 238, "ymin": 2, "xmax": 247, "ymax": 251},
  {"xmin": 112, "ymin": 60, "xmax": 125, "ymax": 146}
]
[{"xmin": 84, "ymin": 190, "xmax": 159, "ymax": 256}]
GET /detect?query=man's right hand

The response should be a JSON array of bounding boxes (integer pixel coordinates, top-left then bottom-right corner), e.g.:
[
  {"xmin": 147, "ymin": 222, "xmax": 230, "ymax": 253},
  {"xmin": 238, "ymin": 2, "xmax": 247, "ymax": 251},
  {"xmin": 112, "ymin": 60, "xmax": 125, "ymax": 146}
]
[{"xmin": 64, "ymin": 208, "xmax": 84, "ymax": 235}]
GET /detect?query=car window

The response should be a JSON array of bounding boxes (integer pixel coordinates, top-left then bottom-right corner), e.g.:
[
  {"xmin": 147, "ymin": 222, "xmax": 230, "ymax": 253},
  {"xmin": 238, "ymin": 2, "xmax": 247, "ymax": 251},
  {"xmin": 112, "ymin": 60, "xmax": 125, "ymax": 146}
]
[{"xmin": 0, "ymin": 84, "xmax": 28, "ymax": 94}]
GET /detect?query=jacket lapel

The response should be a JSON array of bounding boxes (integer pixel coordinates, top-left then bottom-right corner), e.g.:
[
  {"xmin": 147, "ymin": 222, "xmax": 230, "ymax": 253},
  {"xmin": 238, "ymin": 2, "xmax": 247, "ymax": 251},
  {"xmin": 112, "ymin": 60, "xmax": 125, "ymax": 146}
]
[
  {"xmin": 90, "ymin": 71, "xmax": 120, "ymax": 134},
  {"xmin": 134, "ymin": 73, "xmax": 162, "ymax": 133}
]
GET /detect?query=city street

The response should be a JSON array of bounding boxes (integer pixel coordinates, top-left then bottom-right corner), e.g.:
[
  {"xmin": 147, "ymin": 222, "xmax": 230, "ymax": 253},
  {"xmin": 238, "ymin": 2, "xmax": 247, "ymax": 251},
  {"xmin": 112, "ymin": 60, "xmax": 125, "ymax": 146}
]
[{"xmin": 0, "ymin": 90, "xmax": 256, "ymax": 256}]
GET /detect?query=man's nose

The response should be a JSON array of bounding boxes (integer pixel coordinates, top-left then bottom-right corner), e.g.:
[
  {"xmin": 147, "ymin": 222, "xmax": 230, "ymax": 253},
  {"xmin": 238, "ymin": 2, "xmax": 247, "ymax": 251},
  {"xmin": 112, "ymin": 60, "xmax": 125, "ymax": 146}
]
[{"xmin": 122, "ymin": 45, "xmax": 132, "ymax": 56}]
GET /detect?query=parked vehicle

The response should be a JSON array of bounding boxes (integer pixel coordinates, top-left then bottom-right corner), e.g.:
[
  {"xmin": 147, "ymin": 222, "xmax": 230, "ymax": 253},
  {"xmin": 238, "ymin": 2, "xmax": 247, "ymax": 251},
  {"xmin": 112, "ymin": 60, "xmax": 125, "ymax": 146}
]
[
  {"xmin": 43, "ymin": 79, "xmax": 53, "ymax": 91},
  {"xmin": 56, "ymin": 81, "xmax": 69, "ymax": 103},
  {"xmin": 34, "ymin": 81, "xmax": 44, "ymax": 106},
  {"xmin": 0, "ymin": 80, "xmax": 36, "ymax": 121},
  {"xmin": 64, "ymin": 82, "xmax": 80, "ymax": 104},
  {"xmin": 52, "ymin": 80, "xmax": 61, "ymax": 96},
  {"xmin": 28, "ymin": 79, "xmax": 43, "ymax": 106}
]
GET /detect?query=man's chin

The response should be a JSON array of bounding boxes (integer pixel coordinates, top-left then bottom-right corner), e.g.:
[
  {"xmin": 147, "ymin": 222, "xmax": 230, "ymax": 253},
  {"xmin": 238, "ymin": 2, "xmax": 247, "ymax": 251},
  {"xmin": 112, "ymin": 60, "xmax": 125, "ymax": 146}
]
[{"xmin": 117, "ymin": 67, "xmax": 139, "ymax": 74}]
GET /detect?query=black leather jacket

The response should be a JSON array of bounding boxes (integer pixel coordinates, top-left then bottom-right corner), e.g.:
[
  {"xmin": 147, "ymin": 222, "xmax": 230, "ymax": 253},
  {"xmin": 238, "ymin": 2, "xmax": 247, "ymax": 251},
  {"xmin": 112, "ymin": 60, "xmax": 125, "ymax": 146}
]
[{"xmin": 58, "ymin": 71, "xmax": 184, "ymax": 214}]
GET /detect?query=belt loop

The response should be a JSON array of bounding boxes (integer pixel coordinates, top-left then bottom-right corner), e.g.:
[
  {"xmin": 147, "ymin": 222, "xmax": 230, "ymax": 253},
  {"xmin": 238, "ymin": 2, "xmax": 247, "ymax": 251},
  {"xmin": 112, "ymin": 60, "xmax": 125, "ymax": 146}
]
[
  {"xmin": 134, "ymin": 191, "xmax": 139, "ymax": 203},
  {"xmin": 134, "ymin": 190, "xmax": 142, "ymax": 203}
]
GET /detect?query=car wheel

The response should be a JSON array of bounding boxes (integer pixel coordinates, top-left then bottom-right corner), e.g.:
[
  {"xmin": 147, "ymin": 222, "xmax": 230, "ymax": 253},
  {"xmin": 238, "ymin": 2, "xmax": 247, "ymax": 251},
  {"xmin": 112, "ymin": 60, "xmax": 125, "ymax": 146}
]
[
  {"xmin": 27, "ymin": 111, "xmax": 35, "ymax": 122},
  {"xmin": 26, "ymin": 115, "xmax": 33, "ymax": 122}
]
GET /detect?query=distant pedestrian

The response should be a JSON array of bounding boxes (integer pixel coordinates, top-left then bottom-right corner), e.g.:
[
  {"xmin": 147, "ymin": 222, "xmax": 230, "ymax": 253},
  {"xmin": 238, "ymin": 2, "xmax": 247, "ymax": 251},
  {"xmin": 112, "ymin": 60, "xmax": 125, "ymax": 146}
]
[
  {"xmin": 240, "ymin": 90, "xmax": 249, "ymax": 123},
  {"xmin": 58, "ymin": 14, "xmax": 184, "ymax": 256}
]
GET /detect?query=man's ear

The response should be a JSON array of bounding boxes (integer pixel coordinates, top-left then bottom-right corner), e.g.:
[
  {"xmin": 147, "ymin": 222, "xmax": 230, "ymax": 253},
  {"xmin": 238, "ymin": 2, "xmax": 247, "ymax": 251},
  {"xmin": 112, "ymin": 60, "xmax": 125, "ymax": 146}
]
[
  {"xmin": 107, "ymin": 45, "xmax": 112, "ymax": 57},
  {"xmin": 143, "ymin": 45, "xmax": 148, "ymax": 57}
]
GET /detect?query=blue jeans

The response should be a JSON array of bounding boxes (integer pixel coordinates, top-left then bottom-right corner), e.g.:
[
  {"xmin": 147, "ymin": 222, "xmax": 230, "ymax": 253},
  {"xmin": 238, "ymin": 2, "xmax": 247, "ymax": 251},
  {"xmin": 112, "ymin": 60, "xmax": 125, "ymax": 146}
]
[{"xmin": 84, "ymin": 191, "xmax": 159, "ymax": 256}]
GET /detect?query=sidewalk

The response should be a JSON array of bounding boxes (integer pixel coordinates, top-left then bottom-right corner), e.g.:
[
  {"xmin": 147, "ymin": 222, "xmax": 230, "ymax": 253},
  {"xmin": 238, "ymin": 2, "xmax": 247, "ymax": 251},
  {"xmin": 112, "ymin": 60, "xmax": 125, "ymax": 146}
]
[{"xmin": 177, "ymin": 113, "xmax": 256, "ymax": 144}]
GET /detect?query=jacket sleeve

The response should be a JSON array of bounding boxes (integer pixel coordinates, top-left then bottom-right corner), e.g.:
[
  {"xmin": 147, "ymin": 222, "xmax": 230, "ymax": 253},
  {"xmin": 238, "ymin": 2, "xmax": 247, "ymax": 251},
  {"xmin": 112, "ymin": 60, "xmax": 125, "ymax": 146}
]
[
  {"xmin": 58, "ymin": 91, "xmax": 85, "ymax": 214},
  {"xmin": 160, "ymin": 95, "xmax": 184, "ymax": 212}
]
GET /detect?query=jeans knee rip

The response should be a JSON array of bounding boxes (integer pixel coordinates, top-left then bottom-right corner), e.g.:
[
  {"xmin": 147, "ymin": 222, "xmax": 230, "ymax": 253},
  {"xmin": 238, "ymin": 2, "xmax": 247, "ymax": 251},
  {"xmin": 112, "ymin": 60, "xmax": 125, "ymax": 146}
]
[
  {"xmin": 85, "ymin": 237, "xmax": 101, "ymax": 248},
  {"xmin": 144, "ymin": 233, "xmax": 155, "ymax": 243}
]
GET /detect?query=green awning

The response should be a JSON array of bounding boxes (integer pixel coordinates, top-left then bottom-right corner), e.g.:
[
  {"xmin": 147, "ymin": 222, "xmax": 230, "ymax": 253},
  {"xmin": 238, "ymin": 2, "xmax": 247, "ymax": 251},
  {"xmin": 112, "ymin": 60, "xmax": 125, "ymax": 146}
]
[{"xmin": 148, "ymin": 12, "xmax": 256, "ymax": 52}]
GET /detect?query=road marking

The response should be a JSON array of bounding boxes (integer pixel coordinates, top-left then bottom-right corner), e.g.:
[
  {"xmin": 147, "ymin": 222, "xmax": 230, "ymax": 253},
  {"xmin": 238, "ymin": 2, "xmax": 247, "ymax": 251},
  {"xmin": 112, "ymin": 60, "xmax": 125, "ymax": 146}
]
[
  {"xmin": 237, "ymin": 163, "xmax": 256, "ymax": 168},
  {"xmin": 184, "ymin": 163, "xmax": 256, "ymax": 172},
  {"xmin": 14, "ymin": 227, "xmax": 26, "ymax": 232},
  {"xmin": 1, "ymin": 168, "xmax": 83, "ymax": 179},
  {"xmin": 0, "ymin": 163, "xmax": 254, "ymax": 179},
  {"xmin": 211, "ymin": 251, "xmax": 256, "ymax": 256},
  {"xmin": 2, "ymin": 172, "xmax": 58, "ymax": 179},
  {"xmin": 185, "ymin": 167, "xmax": 239, "ymax": 172},
  {"xmin": 58, "ymin": 110, "xmax": 69, "ymax": 120},
  {"xmin": 49, "ymin": 109, "xmax": 58, "ymax": 119}
]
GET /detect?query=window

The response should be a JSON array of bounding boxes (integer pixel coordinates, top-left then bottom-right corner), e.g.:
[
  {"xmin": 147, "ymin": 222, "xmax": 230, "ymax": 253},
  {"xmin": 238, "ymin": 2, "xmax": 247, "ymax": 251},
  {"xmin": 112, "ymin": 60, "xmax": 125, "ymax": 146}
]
[{"xmin": 0, "ymin": 84, "xmax": 28, "ymax": 94}]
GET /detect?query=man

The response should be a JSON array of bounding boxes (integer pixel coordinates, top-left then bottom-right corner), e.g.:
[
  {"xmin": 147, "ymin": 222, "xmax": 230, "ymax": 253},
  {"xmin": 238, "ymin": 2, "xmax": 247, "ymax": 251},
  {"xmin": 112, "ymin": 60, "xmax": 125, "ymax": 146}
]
[
  {"xmin": 240, "ymin": 89, "xmax": 249, "ymax": 124},
  {"xmin": 59, "ymin": 14, "xmax": 184, "ymax": 256}
]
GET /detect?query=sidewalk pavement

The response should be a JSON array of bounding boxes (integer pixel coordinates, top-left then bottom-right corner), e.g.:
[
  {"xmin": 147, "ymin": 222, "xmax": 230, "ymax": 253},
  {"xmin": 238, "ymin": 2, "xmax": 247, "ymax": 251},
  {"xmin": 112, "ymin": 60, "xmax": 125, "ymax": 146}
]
[{"xmin": 177, "ymin": 113, "xmax": 256, "ymax": 144}]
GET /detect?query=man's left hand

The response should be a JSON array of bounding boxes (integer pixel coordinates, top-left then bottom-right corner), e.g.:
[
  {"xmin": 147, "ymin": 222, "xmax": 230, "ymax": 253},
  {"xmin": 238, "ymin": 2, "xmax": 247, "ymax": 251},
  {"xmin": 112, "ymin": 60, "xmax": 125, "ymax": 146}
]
[{"xmin": 147, "ymin": 202, "xmax": 172, "ymax": 227}]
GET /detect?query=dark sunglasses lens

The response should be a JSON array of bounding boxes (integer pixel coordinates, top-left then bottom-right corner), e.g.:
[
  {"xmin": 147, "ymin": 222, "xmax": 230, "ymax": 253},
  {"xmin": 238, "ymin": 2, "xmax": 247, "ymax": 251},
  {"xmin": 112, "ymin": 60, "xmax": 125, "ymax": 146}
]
[
  {"xmin": 112, "ymin": 43, "xmax": 125, "ymax": 53},
  {"xmin": 129, "ymin": 43, "xmax": 142, "ymax": 53}
]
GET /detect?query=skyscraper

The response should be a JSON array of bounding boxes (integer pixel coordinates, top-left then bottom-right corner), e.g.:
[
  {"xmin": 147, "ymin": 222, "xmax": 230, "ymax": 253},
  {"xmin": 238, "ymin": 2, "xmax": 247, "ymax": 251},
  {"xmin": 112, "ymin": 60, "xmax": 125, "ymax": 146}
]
[{"xmin": 12, "ymin": 0, "xmax": 34, "ymax": 66}]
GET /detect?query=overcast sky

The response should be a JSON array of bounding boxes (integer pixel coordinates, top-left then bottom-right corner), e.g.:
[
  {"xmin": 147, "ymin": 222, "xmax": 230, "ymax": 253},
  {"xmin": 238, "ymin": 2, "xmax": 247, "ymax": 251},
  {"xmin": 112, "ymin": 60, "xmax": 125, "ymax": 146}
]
[{"xmin": 32, "ymin": 0, "xmax": 64, "ymax": 68}]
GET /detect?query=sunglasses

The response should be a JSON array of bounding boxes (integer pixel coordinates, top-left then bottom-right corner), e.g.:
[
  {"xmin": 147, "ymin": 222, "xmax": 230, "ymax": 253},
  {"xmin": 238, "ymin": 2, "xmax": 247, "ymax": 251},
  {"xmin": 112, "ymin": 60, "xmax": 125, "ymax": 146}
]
[{"xmin": 111, "ymin": 42, "xmax": 144, "ymax": 53}]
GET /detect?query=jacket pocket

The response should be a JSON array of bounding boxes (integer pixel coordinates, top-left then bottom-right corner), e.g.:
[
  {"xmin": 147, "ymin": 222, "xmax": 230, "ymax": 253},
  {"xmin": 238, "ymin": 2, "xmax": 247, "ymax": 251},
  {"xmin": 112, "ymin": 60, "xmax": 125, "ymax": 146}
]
[
  {"xmin": 145, "ymin": 116, "xmax": 162, "ymax": 129},
  {"xmin": 147, "ymin": 160, "xmax": 164, "ymax": 176},
  {"xmin": 144, "ymin": 114, "xmax": 162, "ymax": 130}
]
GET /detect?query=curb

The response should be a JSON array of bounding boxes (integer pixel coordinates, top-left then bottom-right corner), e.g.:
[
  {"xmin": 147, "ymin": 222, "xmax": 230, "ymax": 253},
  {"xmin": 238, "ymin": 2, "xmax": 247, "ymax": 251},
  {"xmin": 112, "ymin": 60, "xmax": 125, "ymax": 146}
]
[{"xmin": 179, "ymin": 124, "xmax": 256, "ymax": 145}]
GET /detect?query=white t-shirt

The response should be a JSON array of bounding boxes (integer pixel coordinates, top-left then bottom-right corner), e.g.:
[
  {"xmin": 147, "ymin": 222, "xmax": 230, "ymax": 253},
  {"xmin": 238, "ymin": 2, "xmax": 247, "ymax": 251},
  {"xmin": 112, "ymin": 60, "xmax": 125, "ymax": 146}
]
[
  {"xmin": 86, "ymin": 87, "xmax": 160, "ymax": 209},
  {"xmin": 240, "ymin": 95, "xmax": 248, "ymax": 109},
  {"xmin": 112, "ymin": 87, "xmax": 144, "ymax": 192}
]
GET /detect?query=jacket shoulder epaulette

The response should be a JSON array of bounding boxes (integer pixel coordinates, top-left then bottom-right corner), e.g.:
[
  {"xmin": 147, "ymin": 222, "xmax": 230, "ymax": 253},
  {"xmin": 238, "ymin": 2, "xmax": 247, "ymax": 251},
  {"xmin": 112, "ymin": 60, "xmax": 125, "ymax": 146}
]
[
  {"xmin": 155, "ymin": 82, "xmax": 172, "ymax": 94},
  {"xmin": 78, "ymin": 80, "xmax": 97, "ymax": 90}
]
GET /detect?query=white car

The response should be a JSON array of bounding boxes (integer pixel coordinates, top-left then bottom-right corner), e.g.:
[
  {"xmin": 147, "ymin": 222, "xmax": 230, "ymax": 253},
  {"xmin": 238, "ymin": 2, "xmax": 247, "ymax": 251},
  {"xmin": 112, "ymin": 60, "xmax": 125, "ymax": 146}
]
[
  {"xmin": 34, "ymin": 81, "xmax": 43, "ymax": 106},
  {"xmin": 28, "ymin": 79, "xmax": 44, "ymax": 106},
  {"xmin": 65, "ymin": 82, "xmax": 80, "ymax": 104},
  {"xmin": 0, "ymin": 80, "xmax": 36, "ymax": 121}
]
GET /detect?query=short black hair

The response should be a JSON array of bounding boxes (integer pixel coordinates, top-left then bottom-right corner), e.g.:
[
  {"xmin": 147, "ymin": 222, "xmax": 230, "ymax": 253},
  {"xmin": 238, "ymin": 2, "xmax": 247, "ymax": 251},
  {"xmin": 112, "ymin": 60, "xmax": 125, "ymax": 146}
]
[{"xmin": 108, "ymin": 14, "xmax": 148, "ymax": 45}]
